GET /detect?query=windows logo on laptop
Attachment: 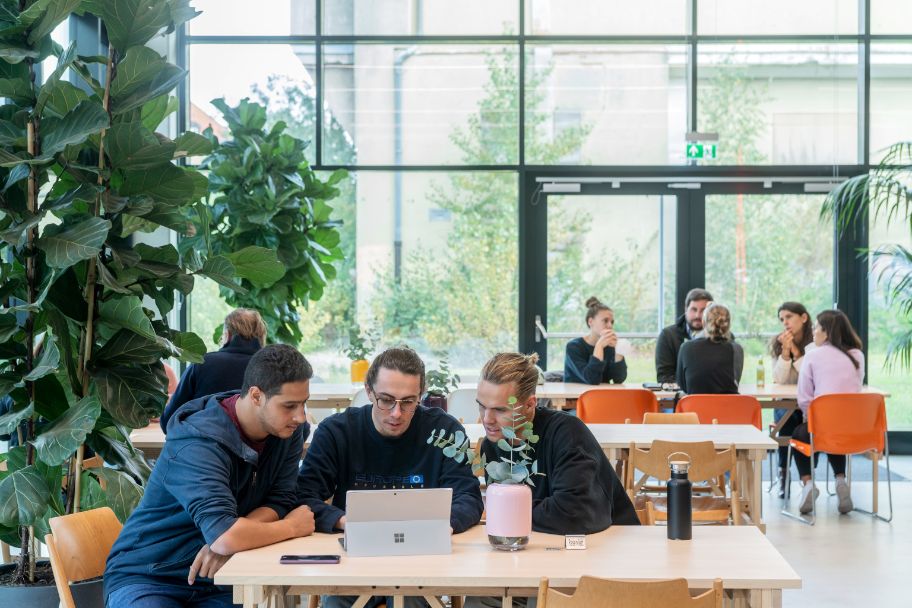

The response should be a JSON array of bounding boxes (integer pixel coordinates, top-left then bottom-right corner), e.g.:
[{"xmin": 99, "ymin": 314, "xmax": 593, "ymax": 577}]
[{"xmin": 343, "ymin": 488, "xmax": 452, "ymax": 557}]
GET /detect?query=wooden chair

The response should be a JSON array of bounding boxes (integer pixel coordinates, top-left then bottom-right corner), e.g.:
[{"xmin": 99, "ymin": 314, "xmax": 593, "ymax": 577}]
[
  {"xmin": 625, "ymin": 440, "xmax": 743, "ymax": 525},
  {"xmin": 45, "ymin": 507, "xmax": 123, "ymax": 608},
  {"xmin": 643, "ymin": 412, "xmax": 700, "ymax": 424},
  {"xmin": 630, "ymin": 493, "xmax": 657, "ymax": 525},
  {"xmin": 577, "ymin": 389, "xmax": 659, "ymax": 424},
  {"xmin": 537, "ymin": 576, "xmax": 723, "ymax": 608}
]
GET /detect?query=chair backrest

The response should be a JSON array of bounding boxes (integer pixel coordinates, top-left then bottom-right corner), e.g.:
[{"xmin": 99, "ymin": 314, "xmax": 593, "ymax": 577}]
[
  {"xmin": 537, "ymin": 576, "xmax": 723, "ymax": 608},
  {"xmin": 808, "ymin": 393, "xmax": 887, "ymax": 454},
  {"xmin": 643, "ymin": 412, "xmax": 700, "ymax": 425},
  {"xmin": 577, "ymin": 389, "xmax": 659, "ymax": 424},
  {"xmin": 626, "ymin": 440, "xmax": 736, "ymax": 487},
  {"xmin": 350, "ymin": 388, "xmax": 369, "ymax": 408},
  {"xmin": 677, "ymin": 394, "xmax": 762, "ymax": 430},
  {"xmin": 446, "ymin": 388, "xmax": 480, "ymax": 424},
  {"xmin": 46, "ymin": 507, "xmax": 122, "ymax": 608}
]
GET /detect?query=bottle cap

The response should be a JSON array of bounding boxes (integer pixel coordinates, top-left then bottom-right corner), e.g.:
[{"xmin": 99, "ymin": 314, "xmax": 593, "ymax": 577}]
[{"xmin": 667, "ymin": 451, "xmax": 691, "ymax": 473}]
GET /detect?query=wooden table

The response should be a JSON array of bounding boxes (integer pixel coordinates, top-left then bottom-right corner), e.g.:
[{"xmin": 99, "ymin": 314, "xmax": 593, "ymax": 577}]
[{"xmin": 215, "ymin": 525, "xmax": 800, "ymax": 608}]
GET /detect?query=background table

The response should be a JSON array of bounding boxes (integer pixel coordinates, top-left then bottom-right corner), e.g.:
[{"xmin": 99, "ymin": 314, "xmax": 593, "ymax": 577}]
[{"xmin": 215, "ymin": 525, "xmax": 800, "ymax": 608}]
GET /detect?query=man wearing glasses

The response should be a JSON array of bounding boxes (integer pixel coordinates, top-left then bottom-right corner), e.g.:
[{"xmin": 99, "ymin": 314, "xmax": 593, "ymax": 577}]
[{"xmin": 297, "ymin": 347, "xmax": 483, "ymax": 607}]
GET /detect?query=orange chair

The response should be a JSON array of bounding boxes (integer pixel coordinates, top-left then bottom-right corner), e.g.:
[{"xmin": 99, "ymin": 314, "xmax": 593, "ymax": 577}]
[
  {"xmin": 677, "ymin": 394, "xmax": 762, "ymax": 430},
  {"xmin": 781, "ymin": 393, "xmax": 892, "ymax": 525},
  {"xmin": 577, "ymin": 389, "xmax": 659, "ymax": 424}
]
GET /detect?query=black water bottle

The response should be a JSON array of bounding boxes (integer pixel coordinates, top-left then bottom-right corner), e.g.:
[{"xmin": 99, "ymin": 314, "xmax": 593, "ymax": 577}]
[{"xmin": 667, "ymin": 453, "xmax": 692, "ymax": 540}]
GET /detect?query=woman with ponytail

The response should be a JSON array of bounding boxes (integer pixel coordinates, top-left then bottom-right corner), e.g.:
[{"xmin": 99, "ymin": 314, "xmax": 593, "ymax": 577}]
[
  {"xmin": 564, "ymin": 296, "xmax": 628, "ymax": 385},
  {"xmin": 675, "ymin": 303, "xmax": 744, "ymax": 394}
]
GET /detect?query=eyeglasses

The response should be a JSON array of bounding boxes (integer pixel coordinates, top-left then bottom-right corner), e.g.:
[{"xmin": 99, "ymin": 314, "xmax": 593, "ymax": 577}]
[{"xmin": 372, "ymin": 394, "xmax": 420, "ymax": 412}]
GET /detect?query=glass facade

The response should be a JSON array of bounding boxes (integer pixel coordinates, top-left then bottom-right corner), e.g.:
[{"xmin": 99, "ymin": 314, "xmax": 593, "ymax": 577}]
[{"xmin": 183, "ymin": 1, "xmax": 912, "ymax": 427}]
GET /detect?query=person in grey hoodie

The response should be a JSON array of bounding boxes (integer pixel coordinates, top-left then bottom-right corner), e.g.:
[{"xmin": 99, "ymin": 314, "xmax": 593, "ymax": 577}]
[{"xmin": 105, "ymin": 344, "xmax": 316, "ymax": 608}]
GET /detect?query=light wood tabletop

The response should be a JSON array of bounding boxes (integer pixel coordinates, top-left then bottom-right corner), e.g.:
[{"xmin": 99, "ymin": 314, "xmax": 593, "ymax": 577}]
[{"xmin": 215, "ymin": 524, "xmax": 800, "ymax": 608}]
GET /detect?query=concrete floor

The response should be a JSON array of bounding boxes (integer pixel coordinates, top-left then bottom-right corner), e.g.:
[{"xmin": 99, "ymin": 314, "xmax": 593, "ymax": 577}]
[{"xmin": 764, "ymin": 455, "xmax": 910, "ymax": 607}]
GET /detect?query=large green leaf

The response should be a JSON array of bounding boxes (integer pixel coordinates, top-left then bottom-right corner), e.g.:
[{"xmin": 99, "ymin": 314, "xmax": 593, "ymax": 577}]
[
  {"xmin": 173, "ymin": 131, "xmax": 212, "ymax": 157},
  {"xmin": 0, "ymin": 465, "xmax": 51, "ymax": 527},
  {"xmin": 120, "ymin": 163, "xmax": 208, "ymax": 205},
  {"xmin": 0, "ymin": 120, "xmax": 27, "ymax": 149},
  {"xmin": 0, "ymin": 402, "xmax": 33, "ymax": 436},
  {"xmin": 34, "ymin": 372, "xmax": 69, "ymax": 422},
  {"xmin": 0, "ymin": 210, "xmax": 45, "ymax": 248},
  {"xmin": 22, "ymin": 0, "xmax": 80, "ymax": 44},
  {"xmin": 226, "ymin": 246, "xmax": 285, "ymax": 287},
  {"xmin": 110, "ymin": 46, "xmax": 185, "ymax": 115},
  {"xmin": 22, "ymin": 332, "xmax": 60, "ymax": 382},
  {"xmin": 106, "ymin": 121, "xmax": 176, "ymax": 169},
  {"xmin": 89, "ymin": 468, "xmax": 143, "ymax": 523},
  {"xmin": 39, "ymin": 99, "xmax": 109, "ymax": 159},
  {"xmin": 198, "ymin": 255, "xmax": 244, "ymax": 292},
  {"xmin": 78, "ymin": 471, "xmax": 106, "ymax": 512},
  {"xmin": 169, "ymin": 330, "xmax": 206, "ymax": 364},
  {"xmin": 89, "ymin": 0, "xmax": 171, "ymax": 52},
  {"xmin": 32, "ymin": 395, "xmax": 101, "ymax": 466},
  {"xmin": 87, "ymin": 428, "xmax": 151, "ymax": 483},
  {"xmin": 95, "ymin": 329, "xmax": 162, "ymax": 365},
  {"xmin": 34, "ymin": 40, "xmax": 77, "ymax": 115},
  {"xmin": 98, "ymin": 296, "xmax": 157, "ymax": 341},
  {"xmin": 0, "ymin": 76, "xmax": 34, "ymax": 104},
  {"xmin": 42, "ymin": 80, "xmax": 89, "ymax": 118},
  {"xmin": 36, "ymin": 216, "xmax": 111, "ymax": 269},
  {"xmin": 0, "ymin": 313, "xmax": 18, "ymax": 342},
  {"xmin": 91, "ymin": 363, "xmax": 167, "ymax": 427}
]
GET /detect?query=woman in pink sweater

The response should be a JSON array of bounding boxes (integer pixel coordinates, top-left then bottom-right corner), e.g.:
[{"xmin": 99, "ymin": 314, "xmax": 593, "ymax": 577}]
[{"xmin": 793, "ymin": 310, "xmax": 865, "ymax": 515}]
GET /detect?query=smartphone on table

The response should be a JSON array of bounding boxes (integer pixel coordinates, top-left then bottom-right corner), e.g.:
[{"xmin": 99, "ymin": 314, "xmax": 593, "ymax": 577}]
[{"xmin": 279, "ymin": 554, "xmax": 341, "ymax": 564}]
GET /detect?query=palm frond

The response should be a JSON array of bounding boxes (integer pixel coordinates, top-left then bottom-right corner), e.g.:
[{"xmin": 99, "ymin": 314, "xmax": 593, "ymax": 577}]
[
  {"xmin": 821, "ymin": 140, "xmax": 912, "ymax": 234},
  {"xmin": 873, "ymin": 245, "xmax": 912, "ymax": 318},
  {"xmin": 885, "ymin": 328, "xmax": 912, "ymax": 371}
]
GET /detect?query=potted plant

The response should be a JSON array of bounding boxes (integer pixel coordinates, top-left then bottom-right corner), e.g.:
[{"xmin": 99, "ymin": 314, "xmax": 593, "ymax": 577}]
[
  {"xmin": 187, "ymin": 98, "xmax": 347, "ymax": 346},
  {"xmin": 342, "ymin": 327, "xmax": 374, "ymax": 383},
  {"xmin": 0, "ymin": 2, "xmax": 263, "ymax": 602},
  {"xmin": 422, "ymin": 356, "xmax": 460, "ymax": 411},
  {"xmin": 428, "ymin": 396, "xmax": 541, "ymax": 551}
]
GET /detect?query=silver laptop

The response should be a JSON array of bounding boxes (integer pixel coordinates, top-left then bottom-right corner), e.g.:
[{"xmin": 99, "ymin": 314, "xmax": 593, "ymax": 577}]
[{"xmin": 343, "ymin": 488, "xmax": 452, "ymax": 557}]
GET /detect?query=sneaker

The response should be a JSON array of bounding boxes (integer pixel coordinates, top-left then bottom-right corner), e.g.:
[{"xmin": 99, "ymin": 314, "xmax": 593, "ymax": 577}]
[
  {"xmin": 799, "ymin": 483, "xmax": 819, "ymax": 514},
  {"xmin": 836, "ymin": 479, "xmax": 853, "ymax": 514}
]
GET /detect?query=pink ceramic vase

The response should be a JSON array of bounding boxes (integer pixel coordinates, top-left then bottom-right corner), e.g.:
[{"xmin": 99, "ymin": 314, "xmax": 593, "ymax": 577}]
[{"xmin": 485, "ymin": 482, "xmax": 532, "ymax": 551}]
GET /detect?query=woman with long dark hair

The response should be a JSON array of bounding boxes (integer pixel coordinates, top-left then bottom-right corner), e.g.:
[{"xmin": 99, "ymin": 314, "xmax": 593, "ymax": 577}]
[
  {"xmin": 792, "ymin": 309, "xmax": 865, "ymax": 515},
  {"xmin": 769, "ymin": 302, "xmax": 815, "ymax": 497}
]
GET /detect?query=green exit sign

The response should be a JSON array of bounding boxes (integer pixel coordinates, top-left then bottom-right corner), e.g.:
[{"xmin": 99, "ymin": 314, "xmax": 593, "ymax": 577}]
[{"xmin": 686, "ymin": 143, "xmax": 718, "ymax": 159}]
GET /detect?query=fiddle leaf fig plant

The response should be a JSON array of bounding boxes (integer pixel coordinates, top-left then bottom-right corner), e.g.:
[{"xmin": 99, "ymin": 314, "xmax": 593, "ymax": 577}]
[
  {"xmin": 428, "ymin": 396, "xmax": 542, "ymax": 485},
  {"xmin": 190, "ymin": 98, "xmax": 347, "ymax": 345},
  {"xmin": 0, "ymin": 0, "xmax": 227, "ymax": 585}
]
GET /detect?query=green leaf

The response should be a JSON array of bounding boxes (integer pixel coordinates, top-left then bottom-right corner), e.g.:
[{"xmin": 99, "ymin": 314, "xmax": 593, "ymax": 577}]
[
  {"xmin": 140, "ymin": 94, "xmax": 178, "ymax": 131},
  {"xmin": 35, "ymin": 41, "xmax": 77, "ymax": 115},
  {"xmin": 0, "ymin": 314, "xmax": 18, "ymax": 342},
  {"xmin": 36, "ymin": 216, "xmax": 111, "ymax": 269},
  {"xmin": 86, "ymin": 428, "xmax": 152, "ymax": 484},
  {"xmin": 23, "ymin": 0, "xmax": 81, "ymax": 45},
  {"xmin": 0, "ymin": 403, "xmax": 33, "ymax": 436},
  {"xmin": 91, "ymin": 0, "xmax": 172, "ymax": 52},
  {"xmin": 41, "ymin": 80, "xmax": 88, "ymax": 118},
  {"xmin": 33, "ymin": 372, "xmax": 70, "ymax": 422},
  {"xmin": 226, "ymin": 246, "xmax": 285, "ymax": 287},
  {"xmin": 0, "ymin": 211, "xmax": 46, "ymax": 248},
  {"xmin": 33, "ymin": 395, "xmax": 101, "ymax": 466},
  {"xmin": 98, "ymin": 296, "xmax": 157, "ymax": 341},
  {"xmin": 88, "ymin": 468, "xmax": 143, "ymax": 523},
  {"xmin": 0, "ymin": 466, "xmax": 51, "ymax": 527},
  {"xmin": 110, "ymin": 46, "xmax": 185, "ymax": 114},
  {"xmin": 105, "ymin": 121, "xmax": 176, "ymax": 169},
  {"xmin": 0, "ymin": 77, "xmax": 34, "ymax": 104},
  {"xmin": 198, "ymin": 255, "xmax": 244, "ymax": 292},
  {"xmin": 170, "ymin": 331, "xmax": 206, "ymax": 364},
  {"xmin": 22, "ymin": 333, "xmax": 60, "ymax": 382},
  {"xmin": 174, "ymin": 131, "xmax": 212, "ymax": 157},
  {"xmin": 120, "ymin": 163, "xmax": 208, "ymax": 205},
  {"xmin": 96, "ymin": 261, "xmax": 133, "ymax": 295},
  {"xmin": 91, "ymin": 363, "xmax": 167, "ymax": 427},
  {"xmin": 496, "ymin": 438, "xmax": 514, "ymax": 452},
  {"xmin": 39, "ymin": 99, "xmax": 109, "ymax": 159},
  {"xmin": 501, "ymin": 426, "xmax": 516, "ymax": 440},
  {"xmin": 95, "ymin": 329, "xmax": 162, "ymax": 365},
  {"xmin": 78, "ymin": 471, "xmax": 106, "ymax": 512}
]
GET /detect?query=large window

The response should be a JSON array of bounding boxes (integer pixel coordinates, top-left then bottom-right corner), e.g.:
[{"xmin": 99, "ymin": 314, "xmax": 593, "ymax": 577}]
[{"xmin": 183, "ymin": 1, "xmax": 912, "ymax": 429}]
